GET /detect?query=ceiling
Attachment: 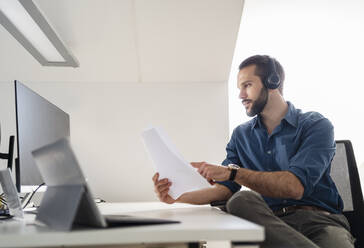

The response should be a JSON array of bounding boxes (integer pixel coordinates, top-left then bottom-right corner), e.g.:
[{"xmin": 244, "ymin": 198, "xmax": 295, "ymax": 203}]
[{"xmin": 0, "ymin": 0, "xmax": 243, "ymax": 83}]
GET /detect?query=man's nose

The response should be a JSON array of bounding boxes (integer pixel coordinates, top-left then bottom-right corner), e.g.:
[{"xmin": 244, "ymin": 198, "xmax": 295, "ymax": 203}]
[{"xmin": 239, "ymin": 88, "xmax": 247, "ymax": 99}]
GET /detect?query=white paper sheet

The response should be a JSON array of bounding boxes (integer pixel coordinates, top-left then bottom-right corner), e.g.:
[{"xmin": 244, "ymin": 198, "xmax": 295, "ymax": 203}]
[{"xmin": 142, "ymin": 126, "xmax": 212, "ymax": 199}]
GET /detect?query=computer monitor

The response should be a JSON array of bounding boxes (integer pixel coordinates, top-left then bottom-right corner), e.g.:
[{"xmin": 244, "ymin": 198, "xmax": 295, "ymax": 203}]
[{"xmin": 14, "ymin": 80, "xmax": 70, "ymax": 192}]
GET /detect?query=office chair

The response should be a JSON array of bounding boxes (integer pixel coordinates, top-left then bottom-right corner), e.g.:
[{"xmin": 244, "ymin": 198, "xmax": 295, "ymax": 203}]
[
  {"xmin": 331, "ymin": 140, "xmax": 364, "ymax": 248},
  {"xmin": 211, "ymin": 140, "xmax": 364, "ymax": 248}
]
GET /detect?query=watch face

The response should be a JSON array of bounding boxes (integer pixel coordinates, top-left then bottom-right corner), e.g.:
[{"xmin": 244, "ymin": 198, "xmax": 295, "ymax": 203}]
[{"xmin": 229, "ymin": 164, "xmax": 240, "ymax": 170}]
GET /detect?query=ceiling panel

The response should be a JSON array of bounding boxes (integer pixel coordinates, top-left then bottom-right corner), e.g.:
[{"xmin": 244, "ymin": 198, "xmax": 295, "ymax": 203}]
[
  {"xmin": 0, "ymin": 0, "xmax": 243, "ymax": 83},
  {"xmin": 136, "ymin": 0, "xmax": 243, "ymax": 83}
]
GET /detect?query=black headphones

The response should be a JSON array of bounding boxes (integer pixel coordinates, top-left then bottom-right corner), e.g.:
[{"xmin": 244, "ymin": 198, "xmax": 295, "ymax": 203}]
[{"xmin": 264, "ymin": 57, "xmax": 281, "ymax": 89}]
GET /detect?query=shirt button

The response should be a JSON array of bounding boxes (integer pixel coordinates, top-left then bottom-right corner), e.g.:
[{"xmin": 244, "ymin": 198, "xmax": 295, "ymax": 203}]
[{"xmin": 267, "ymin": 150, "xmax": 272, "ymax": 154}]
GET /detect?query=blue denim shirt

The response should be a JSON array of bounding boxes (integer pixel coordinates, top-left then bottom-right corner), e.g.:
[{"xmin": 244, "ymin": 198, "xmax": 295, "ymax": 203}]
[{"xmin": 218, "ymin": 102, "xmax": 343, "ymax": 214}]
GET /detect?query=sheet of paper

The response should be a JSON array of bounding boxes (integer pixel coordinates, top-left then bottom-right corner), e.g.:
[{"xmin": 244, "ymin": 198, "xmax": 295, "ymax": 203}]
[{"xmin": 142, "ymin": 126, "xmax": 212, "ymax": 199}]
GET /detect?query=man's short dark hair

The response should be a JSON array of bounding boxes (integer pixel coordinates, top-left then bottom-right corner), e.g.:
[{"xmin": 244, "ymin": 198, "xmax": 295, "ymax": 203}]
[{"xmin": 238, "ymin": 55, "xmax": 285, "ymax": 95}]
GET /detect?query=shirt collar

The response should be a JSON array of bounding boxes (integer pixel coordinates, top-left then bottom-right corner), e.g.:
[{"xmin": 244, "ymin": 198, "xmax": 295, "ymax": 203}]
[
  {"xmin": 251, "ymin": 115, "xmax": 263, "ymax": 130},
  {"xmin": 283, "ymin": 101, "xmax": 298, "ymax": 128},
  {"xmin": 251, "ymin": 101, "xmax": 298, "ymax": 130}
]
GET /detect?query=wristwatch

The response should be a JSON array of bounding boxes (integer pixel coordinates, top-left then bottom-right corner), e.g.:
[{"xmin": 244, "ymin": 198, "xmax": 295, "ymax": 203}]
[{"xmin": 228, "ymin": 164, "xmax": 240, "ymax": 181}]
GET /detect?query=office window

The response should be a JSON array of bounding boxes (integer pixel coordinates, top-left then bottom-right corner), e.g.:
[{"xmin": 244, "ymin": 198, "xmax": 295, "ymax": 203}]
[{"xmin": 228, "ymin": 0, "xmax": 364, "ymax": 178}]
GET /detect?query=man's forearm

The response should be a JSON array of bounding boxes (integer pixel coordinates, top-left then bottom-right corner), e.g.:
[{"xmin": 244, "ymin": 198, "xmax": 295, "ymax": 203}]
[
  {"xmin": 234, "ymin": 168, "xmax": 304, "ymax": 200},
  {"xmin": 176, "ymin": 184, "xmax": 232, "ymax": 205}
]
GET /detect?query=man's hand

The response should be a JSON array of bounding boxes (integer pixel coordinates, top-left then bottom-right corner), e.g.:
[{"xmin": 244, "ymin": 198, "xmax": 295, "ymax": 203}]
[
  {"xmin": 191, "ymin": 162, "xmax": 230, "ymax": 183},
  {"xmin": 152, "ymin": 173, "xmax": 176, "ymax": 204}
]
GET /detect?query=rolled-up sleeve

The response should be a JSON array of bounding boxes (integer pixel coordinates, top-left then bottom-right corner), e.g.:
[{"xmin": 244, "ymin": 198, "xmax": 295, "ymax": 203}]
[
  {"xmin": 288, "ymin": 118, "xmax": 336, "ymax": 197},
  {"xmin": 217, "ymin": 129, "xmax": 242, "ymax": 193}
]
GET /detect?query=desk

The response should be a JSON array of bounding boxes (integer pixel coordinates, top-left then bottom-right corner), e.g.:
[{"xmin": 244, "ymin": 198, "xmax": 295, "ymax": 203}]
[{"xmin": 0, "ymin": 202, "xmax": 264, "ymax": 248}]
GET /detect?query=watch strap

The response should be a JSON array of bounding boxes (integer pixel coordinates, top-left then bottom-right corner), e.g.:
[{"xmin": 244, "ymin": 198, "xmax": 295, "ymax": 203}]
[{"xmin": 229, "ymin": 168, "xmax": 237, "ymax": 181}]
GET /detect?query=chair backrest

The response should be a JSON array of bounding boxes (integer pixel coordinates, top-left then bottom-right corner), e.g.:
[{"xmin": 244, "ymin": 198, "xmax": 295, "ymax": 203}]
[
  {"xmin": 330, "ymin": 140, "xmax": 364, "ymax": 248},
  {"xmin": 331, "ymin": 141, "xmax": 355, "ymax": 211}
]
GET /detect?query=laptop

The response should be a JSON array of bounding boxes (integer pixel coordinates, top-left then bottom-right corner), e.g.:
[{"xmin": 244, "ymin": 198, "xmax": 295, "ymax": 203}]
[
  {"xmin": 0, "ymin": 168, "xmax": 23, "ymax": 219},
  {"xmin": 31, "ymin": 138, "xmax": 179, "ymax": 230}
]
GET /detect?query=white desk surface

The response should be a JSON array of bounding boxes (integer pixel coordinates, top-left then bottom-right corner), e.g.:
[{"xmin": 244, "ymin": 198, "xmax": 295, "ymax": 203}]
[{"xmin": 0, "ymin": 202, "xmax": 264, "ymax": 248}]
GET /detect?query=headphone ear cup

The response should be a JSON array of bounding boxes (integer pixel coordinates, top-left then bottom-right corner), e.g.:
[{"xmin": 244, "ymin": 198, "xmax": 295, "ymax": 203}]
[
  {"xmin": 266, "ymin": 73, "xmax": 281, "ymax": 89},
  {"xmin": 265, "ymin": 57, "xmax": 281, "ymax": 89}
]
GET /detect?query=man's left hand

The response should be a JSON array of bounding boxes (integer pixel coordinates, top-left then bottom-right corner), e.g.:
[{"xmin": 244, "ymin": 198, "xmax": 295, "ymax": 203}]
[{"xmin": 191, "ymin": 162, "xmax": 230, "ymax": 184}]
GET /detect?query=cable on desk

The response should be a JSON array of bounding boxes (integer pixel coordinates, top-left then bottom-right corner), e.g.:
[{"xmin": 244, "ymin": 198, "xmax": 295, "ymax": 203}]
[{"xmin": 22, "ymin": 183, "xmax": 45, "ymax": 209}]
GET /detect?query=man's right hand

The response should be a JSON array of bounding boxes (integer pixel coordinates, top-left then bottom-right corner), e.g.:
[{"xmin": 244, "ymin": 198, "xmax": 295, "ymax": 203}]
[{"xmin": 152, "ymin": 173, "xmax": 176, "ymax": 204}]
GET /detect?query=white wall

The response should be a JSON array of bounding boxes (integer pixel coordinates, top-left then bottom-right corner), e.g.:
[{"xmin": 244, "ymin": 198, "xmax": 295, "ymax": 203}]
[
  {"xmin": 0, "ymin": 0, "xmax": 241, "ymax": 202},
  {"xmin": 0, "ymin": 81, "xmax": 229, "ymax": 202},
  {"xmin": 228, "ymin": 0, "xmax": 364, "ymax": 186}
]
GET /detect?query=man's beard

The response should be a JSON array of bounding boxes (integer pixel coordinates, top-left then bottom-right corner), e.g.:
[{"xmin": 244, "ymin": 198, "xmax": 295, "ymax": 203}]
[{"xmin": 246, "ymin": 87, "xmax": 268, "ymax": 117}]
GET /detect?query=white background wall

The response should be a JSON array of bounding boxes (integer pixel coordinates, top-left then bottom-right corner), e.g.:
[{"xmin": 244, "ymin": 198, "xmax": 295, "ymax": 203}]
[
  {"xmin": 0, "ymin": 81, "xmax": 229, "ymax": 201},
  {"xmin": 0, "ymin": 0, "xmax": 242, "ymax": 202},
  {"xmin": 228, "ymin": 0, "xmax": 364, "ymax": 186}
]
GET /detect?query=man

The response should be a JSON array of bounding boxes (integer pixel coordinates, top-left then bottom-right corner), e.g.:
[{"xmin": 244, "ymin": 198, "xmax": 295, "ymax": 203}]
[{"xmin": 152, "ymin": 55, "xmax": 354, "ymax": 248}]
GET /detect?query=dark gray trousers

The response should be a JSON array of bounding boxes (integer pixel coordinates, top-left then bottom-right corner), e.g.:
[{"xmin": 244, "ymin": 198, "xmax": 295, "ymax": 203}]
[{"xmin": 226, "ymin": 191, "xmax": 355, "ymax": 248}]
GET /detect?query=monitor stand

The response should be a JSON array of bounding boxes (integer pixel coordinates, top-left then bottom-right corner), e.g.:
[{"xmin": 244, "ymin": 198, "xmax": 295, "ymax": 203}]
[{"xmin": 0, "ymin": 136, "xmax": 14, "ymax": 172}]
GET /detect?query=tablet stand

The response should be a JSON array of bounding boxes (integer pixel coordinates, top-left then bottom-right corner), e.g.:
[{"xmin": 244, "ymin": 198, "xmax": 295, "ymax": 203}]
[{"xmin": 36, "ymin": 185, "xmax": 85, "ymax": 231}]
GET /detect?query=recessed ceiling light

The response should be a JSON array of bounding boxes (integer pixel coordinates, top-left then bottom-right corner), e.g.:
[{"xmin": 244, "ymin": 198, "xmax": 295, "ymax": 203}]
[{"xmin": 0, "ymin": 0, "xmax": 79, "ymax": 67}]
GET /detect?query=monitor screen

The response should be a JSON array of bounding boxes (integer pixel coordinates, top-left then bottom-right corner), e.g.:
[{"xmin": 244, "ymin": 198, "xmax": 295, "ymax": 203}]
[{"xmin": 14, "ymin": 80, "xmax": 70, "ymax": 190}]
